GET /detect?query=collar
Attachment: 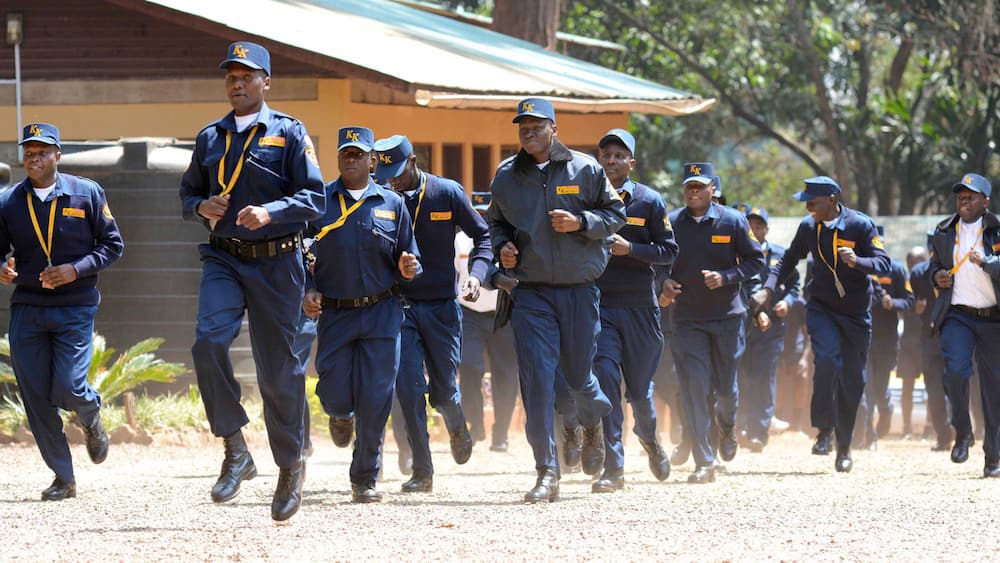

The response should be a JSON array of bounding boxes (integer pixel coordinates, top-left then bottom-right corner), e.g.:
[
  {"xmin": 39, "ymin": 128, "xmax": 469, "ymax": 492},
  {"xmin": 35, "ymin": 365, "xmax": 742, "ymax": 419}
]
[
  {"xmin": 818, "ymin": 204, "xmax": 848, "ymax": 230},
  {"xmin": 939, "ymin": 211, "xmax": 1000, "ymax": 232},
  {"xmin": 217, "ymin": 102, "xmax": 272, "ymax": 132},
  {"xmin": 331, "ymin": 176, "xmax": 384, "ymax": 200},
  {"xmin": 18, "ymin": 173, "xmax": 74, "ymax": 199},
  {"xmin": 616, "ymin": 178, "xmax": 636, "ymax": 198},
  {"xmin": 513, "ymin": 139, "xmax": 572, "ymax": 173},
  {"xmin": 680, "ymin": 201, "xmax": 721, "ymax": 222}
]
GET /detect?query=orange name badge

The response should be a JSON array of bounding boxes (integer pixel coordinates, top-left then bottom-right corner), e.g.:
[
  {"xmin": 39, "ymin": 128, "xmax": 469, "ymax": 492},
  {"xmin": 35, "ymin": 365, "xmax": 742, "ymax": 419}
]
[
  {"xmin": 258, "ymin": 136, "xmax": 286, "ymax": 148},
  {"xmin": 877, "ymin": 276, "xmax": 892, "ymax": 285},
  {"xmin": 556, "ymin": 185, "xmax": 580, "ymax": 195},
  {"xmin": 837, "ymin": 239, "xmax": 856, "ymax": 248},
  {"xmin": 374, "ymin": 209, "xmax": 396, "ymax": 220},
  {"xmin": 711, "ymin": 235, "xmax": 731, "ymax": 244},
  {"xmin": 626, "ymin": 217, "xmax": 646, "ymax": 226},
  {"xmin": 62, "ymin": 207, "xmax": 86, "ymax": 219},
  {"xmin": 993, "ymin": 242, "xmax": 1000, "ymax": 252},
  {"xmin": 430, "ymin": 211, "xmax": 453, "ymax": 221}
]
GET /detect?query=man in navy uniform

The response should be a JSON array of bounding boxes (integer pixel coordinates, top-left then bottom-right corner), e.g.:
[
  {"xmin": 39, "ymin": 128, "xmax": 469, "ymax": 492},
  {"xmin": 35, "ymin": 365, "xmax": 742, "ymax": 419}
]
[
  {"xmin": 179, "ymin": 42, "xmax": 325, "ymax": 521},
  {"xmin": 457, "ymin": 192, "xmax": 518, "ymax": 453},
  {"xmin": 928, "ymin": 173, "xmax": 1000, "ymax": 477},
  {"xmin": 737, "ymin": 206, "xmax": 800, "ymax": 453},
  {"xmin": 662, "ymin": 162, "xmax": 765, "ymax": 483},
  {"xmin": 304, "ymin": 126, "xmax": 421, "ymax": 502},
  {"xmin": 856, "ymin": 239, "xmax": 913, "ymax": 449},
  {"xmin": 591, "ymin": 129, "xmax": 678, "ymax": 492},
  {"xmin": 487, "ymin": 97, "xmax": 623, "ymax": 502},
  {"xmin": 752, "ymin": 176, "xmax": 889, "ymax": 473},
  {"xmin": 908, "ymin": 242, "xmax": 952, "ymax": 450},
  {"xmin": 0, "ymin": 123, "xmax": 123, "ymax": 500},
  {"xmin": 372, "ymin": 134, "xmax": 491, "ymax": 493}
]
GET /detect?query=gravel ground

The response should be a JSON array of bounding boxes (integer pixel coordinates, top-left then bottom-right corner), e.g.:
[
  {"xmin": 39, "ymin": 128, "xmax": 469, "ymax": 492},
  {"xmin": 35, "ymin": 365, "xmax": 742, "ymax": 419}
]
[{"xmin": 2, "ymin": 429, "xmax": 997, "ymax": 561}]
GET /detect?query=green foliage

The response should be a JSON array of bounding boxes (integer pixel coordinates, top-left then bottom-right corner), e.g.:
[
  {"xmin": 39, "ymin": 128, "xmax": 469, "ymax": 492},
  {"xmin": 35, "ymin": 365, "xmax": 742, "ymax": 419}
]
[{"xmin": 87, "ymin": 336, "xmax": 188, "ymax": 404}]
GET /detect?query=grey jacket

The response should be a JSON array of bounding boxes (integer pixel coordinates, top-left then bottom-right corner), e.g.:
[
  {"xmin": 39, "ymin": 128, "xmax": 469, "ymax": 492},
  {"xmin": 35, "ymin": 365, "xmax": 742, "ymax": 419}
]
[
  {"xmin": 487, "ymin": 141, "xmax": 626, "ymax": 285},
  {"xmin": 929, "ymin": 211, "xmax": 1000, "ymax": 332}
]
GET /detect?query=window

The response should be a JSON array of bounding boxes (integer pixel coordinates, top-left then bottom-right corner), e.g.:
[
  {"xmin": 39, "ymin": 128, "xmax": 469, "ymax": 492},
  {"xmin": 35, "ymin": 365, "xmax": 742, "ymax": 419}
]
[
  {"xmin": 472, "ymin": 145, "xmax": 493, "ymax": 192},
  {"xmin": 413, "ymin": 143, "xmax": 433, "ymax": 172},
  {"xmin": 442, "ymin": 144, "xmax": 463, "ymax": 184}
]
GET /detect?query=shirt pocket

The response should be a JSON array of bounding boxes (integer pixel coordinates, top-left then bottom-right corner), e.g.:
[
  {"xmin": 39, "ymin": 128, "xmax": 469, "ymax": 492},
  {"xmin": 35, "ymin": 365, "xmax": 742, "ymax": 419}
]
[
  {"xmin": 245, "ymin": 146, "xmax": 288, "ymax": 190},
  {"xmin": 371, "ymin": 218, "xmax": 398, "ymax": 258}
]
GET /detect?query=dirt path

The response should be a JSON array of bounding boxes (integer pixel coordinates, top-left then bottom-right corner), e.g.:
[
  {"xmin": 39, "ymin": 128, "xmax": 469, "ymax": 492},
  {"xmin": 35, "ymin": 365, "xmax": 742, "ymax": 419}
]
[{"xmin": 1, "ymin": 431, "xmax": 996, "ymax": 561}]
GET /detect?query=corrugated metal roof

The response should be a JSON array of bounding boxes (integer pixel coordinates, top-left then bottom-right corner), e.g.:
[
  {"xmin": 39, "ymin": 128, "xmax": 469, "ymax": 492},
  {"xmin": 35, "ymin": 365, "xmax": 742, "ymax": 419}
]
[{"xmin": 144, "ymin": 0, "xmax": 714, "ymax": 115}]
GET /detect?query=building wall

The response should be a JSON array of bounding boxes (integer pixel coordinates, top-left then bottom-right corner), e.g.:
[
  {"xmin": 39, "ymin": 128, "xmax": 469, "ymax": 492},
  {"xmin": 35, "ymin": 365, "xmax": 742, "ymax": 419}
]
[{"xmin": 1, "ymin": 77, "xmax": 628, "ymax": 188}]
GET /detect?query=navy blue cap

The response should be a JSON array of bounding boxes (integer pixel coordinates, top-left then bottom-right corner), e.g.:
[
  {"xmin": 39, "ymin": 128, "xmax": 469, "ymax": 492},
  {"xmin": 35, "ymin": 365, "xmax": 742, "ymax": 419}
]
[
  {"xmin": 682, "ymin": 162, "xmax": 714, "ymax": 186},
  {"xmin": 338, "ymin": 127, "xmax": 374, "ymax": 152},
  {"xmin": 219, "ymin": 42, "xmax": 271, "ymax": 76},
  {"xmin": 747, "ymin": 206, "xmax": 769, "ymax": 224},
  {"xmin": 876, "ymin": 225, "xmax": 885, "ymax": 237},
  {"xmin": 513, "ymin": 97, "xmax": 556, "ymax": 123},
  {"xmin": 470, "ymin": 191, "xmax": 491, "ymax": 212},
  {"xmin": 732, "ymin": 202, "xmax": 750, "ymax": 214},
  {"xmin": 712, "ymin": 175, "xmax": 723, "ymax": 198},
  {"xmin": 793, "ymin": 176, "xmax": 842, "ymax": 201},
  {"xmin": 19, "ymin": 123, "xmax": 60, "ymax": 148},
  {"xmin": 372, "ymin": 135, "xmax": 414, "ymax": 181},
  {"xmin": 952, "ymin": 173, "xmax": 991, "ymax": 198},
  {"xmin": 599, "ymin": 128, "xmax": 635, "ymax": 156}
]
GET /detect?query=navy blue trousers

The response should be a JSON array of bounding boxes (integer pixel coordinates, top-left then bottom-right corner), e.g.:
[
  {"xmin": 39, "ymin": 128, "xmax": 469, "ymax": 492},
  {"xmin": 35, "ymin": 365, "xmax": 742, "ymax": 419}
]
[
  {"xmin": 737, "ymin": 326, "xmax": 785, "ymax": 443},
  {"xmin": 806, "ymin": 301, "xmax": 871, "ymax": 449},
  {"xmin": 292, "ymin": 312, "xmax": 317, "ymax": 450},
  {"xmin": 395, "ymin": 298, "xmax": 466, "ymax": 476},
  {"xmin": 11, "ymin": 304, "xmax": 101, "ymax": 483},
  {"xmin": 921, "ymin": 334, "xmax": 950, "ymax": 445},
  {"xmin": 940, "ymin": 307, "xmax": 1000, "ymax": 460},
  {"xmin": 315, "ymin": 297, "xmax": 402, "ymax": 486},
  {"xmin": 594, "ymin": 306, "xmax": 662, "ymax": 472},
  {"xmin": 192, "ymin": 245, "xmax": 305, "ymax": 468},
  {"xmin": 671, "ymin": 315, "xmax": 744, "ymax": 467},
  {"xmin": 511, "ymin": 284, "xmax": 611, "ymax": 470},
  {"xmin": 459, "ymin": 308, "xmax": 518, "ymax": 446}
]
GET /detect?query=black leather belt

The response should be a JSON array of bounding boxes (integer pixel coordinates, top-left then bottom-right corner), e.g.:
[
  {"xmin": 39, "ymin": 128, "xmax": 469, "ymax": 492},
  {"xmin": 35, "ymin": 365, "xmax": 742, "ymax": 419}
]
[
  {"xmin": 321, "ymin": 288, "xmax": 397, "ymax": 309},
  {"xmin": 953, "ymin": 304, "xmax": 1000, "ymax": 318},
  {"xmin": 210, "ymin": 233, "xmax": 300, "ymax": 261}
]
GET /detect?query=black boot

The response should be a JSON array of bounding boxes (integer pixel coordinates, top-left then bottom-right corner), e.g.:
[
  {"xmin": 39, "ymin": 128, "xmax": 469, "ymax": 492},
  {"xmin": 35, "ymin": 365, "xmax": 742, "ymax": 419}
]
[
  {"xmin": 271, "ymin": 460, "xmax": 305, "ymax": 521},
  {"xmin": 211, "ymin": 431, "xmax": 257, "ymax": 503},
  {"xmin": 449, "ymin": 425, "xmax": 474, "ymax": 465},
  {"xmin": 639, "ymin": 438, "xmax": 671, "ymax": 481},
  {"xmin": 524, "ymin": 467, "xmax": 559, "ymax": 503},
  {"xmin": 41, "ymin": 477, "xmax": 76, "ymax": 501},
  {"xmin": 561, "ymin": 425, "xmax": 583, "ymax": 467},
  {"xmin": 581, "ymin": 422, "xmax": 605, "ymax": 476},
  {"xmin": 812, "ymin": 428, "xmax": 833, "ymax": 455},
  {"xmin": 591, "ymin": 468, "xmax": 625, "ymax": 493},
  {"xmin": 83, "ymin": 414, "xmax": 109, "ymax": 464},
  {"xmin": 835, "ymin": 443, "xmax": 853, "ymax": 473},
  {"xmin": 329, "ymin": 416, "xmax": 354, "ymax": 448},
  {"xmin": 401, "ymin": 471, "xmax": 433, "ymax": 493}
]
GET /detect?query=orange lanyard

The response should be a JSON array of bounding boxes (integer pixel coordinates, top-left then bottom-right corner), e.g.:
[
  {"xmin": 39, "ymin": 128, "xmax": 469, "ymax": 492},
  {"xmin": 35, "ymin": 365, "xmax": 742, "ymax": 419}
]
[
  {"xmin": 410, "ymin": 172, "xmax": 428, "ymax": 230},
  {"xmin": 216, "ymin": 124, "xmax": 260, "ymax": 197},
  {"xmin": 950, "ymin": 221, "xmax": 984, "ymax": 275},
  {"xmin": 314, "ymin": 192, "xmax": 368, "ymax": 242},
  {"xmin": 27, "ymin": 194, "xmax": 57, "ymax": 267},
  {"xmin": 816, "ymin": 224, "xmax": 846, "ymax": 298}
]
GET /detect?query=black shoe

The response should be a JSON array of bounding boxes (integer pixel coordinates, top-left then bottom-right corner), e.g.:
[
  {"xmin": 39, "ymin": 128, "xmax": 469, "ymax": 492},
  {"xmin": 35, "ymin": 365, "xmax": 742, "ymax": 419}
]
[
  {"xmin": 984, "ymin": 459, "xmax": 1000, "ymax": 478},
  {"xmin": 687, "ymin": 465, "xmax": 716, "ymax": 484},
  {"xmin": 591, "ymin": 468, "xmax": 625, "ymax": 493},
  {"xmin": 747, "ymin": 437, "xmax": 765, "ymax": 453},
  {"xmin": 41, "ymin": 477, "xmax": 76, "ymax": 501},
  {"xmin": 670, "ymin": 443, "xmax": 691, "ymax": 466},
  {"xmin": 639, "ymin": 438, "xmax": 670, "ymax": 481},
  {"xmin": 271, "ymin": 460, "xmax": 305, "ymax": 522},
  {"xmin": 524, "ymin": 467, "xmax": 559, "ymax": 503},
  {"xmin": 581, "ymin": 422, "xmax": 605, "ymax": 476},
  {"xmin": 835, "ymin": 452, "xmax": 853, "ymax": 473},
  {"xmin": 401, "ymin": 472, "xmax": 433, "ymax": 493},
  {"xmin": 449, "ymin": 426, "xmax": 474, "ymax": 465},
  {"xmin": 83, "ymin": 415, "xmax": 109, "ymax": 464},
  {"xmin": 329, "ymin": 416, "xmax": 354, "ymax": 448},
  {"xmin": 561, "ymin": 425, "xmax": 583, "ymax": 467},
  {"xmin": 719, "ymin": 427, "xmax": 738, "ymax": 462},
  {"xmin": 351, "ymin": 482, "xmax": 383, "ymax": 503},
  {"xmin": 489, "ymin": 441, "xmax": 509, "ymax": 452},
  {"xmin": 812, "ymin": 429, "xmax": 833, "ymax": 455},
  {"xmin": 952, "ymin": 434, "xmax": 974, "ymax": 463},
  {"xmin": 211, "ymin": 431, "xmax": 258, "ymax": 503}
]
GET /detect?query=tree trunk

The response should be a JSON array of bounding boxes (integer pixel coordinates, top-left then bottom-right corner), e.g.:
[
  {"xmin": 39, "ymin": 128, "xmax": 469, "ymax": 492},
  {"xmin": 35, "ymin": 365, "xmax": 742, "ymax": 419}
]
[{"xmin": 493, "ymin": 0, "xmax": 562, "ymax": 51}]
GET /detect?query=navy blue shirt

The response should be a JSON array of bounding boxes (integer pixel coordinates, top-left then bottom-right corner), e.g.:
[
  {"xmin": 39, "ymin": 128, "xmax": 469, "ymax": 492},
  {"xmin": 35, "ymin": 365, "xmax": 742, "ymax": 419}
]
[
  {"xmin": 870, "ymin": 259, "xmax": 915, "ymax": 344},
  {"xmin": 305, "ymin": 178, "xmax": 419, "ymax": 299},
  {"xmin": 908, "ymin": 259, "xmax": 937, "ymax": 339},
  {"xmin": 0, "ymin": 173, "xmax": 124, "ymax": 307},
  {"xmin": 749, "ymin": 241, "xmax": 800, "ymax": 336},
  {"xmin": 668, "ymin": 202, "xmax": 765, "ymax": 322},
  {"xmin": 597, "ymin": 180, "xmax": 678, "ymax": 308},
  {"xmin": 397, "ymin": 172, "xmax": 492, "ymax": 301},
  {"xmin": 180, "ymin": 103, "xmax": 325, "ymax": 240},
  {"xmin": 767, "ymin": 205, "xmax": 890, "ymax": 316}
]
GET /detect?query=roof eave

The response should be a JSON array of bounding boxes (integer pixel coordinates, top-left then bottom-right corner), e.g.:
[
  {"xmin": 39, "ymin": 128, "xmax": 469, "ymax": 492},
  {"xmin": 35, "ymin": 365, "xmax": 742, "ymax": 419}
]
[{"xmin": 413, "ymin": 91, "xmax": 717, "ymax": 116}]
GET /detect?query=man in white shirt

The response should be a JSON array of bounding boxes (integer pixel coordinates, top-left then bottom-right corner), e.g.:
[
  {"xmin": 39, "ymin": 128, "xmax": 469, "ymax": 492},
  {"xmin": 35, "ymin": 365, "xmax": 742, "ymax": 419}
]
[{"xmin": 928, "ymin": 172, "xmax": 1000, "ymax": 477}]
